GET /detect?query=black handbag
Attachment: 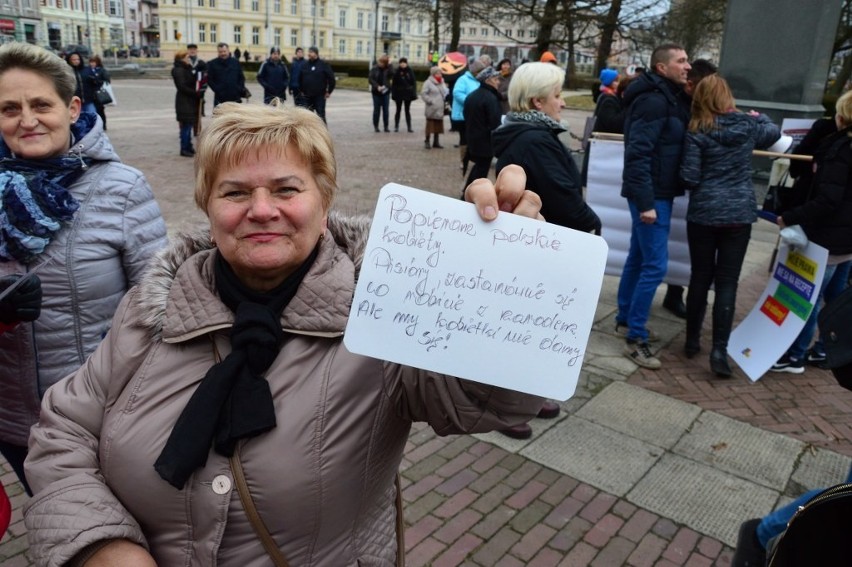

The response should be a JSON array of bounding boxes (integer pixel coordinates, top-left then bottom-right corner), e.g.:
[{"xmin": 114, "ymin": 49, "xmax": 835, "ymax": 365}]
[
  {"xmin": 762, "ymin": 170, "xmax": 790, "ymax": 214},
  {"xmin": 96, "ymin": 86, "xmax": 113, "ymax": 105}
]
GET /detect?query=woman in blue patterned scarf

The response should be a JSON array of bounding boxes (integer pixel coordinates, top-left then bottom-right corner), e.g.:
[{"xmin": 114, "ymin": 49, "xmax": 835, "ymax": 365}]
[{"xmin": 0, "ymin": 42, "xmax": 168, "ymax": 495}]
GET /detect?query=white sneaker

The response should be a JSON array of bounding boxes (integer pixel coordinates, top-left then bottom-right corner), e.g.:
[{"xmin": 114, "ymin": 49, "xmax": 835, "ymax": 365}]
[{"xmin": 623, "ymin": 341, "xmax": 662, "ymax": 369}]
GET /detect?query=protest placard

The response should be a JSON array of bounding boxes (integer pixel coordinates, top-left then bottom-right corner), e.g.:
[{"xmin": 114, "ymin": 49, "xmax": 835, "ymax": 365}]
[
  {"xmin": 344, "ymin": 184, "xmax": 608, "ymax": 401},
  {"xmin": 729, "ymin": 241, "xmax": 828, "ymax": 381}
]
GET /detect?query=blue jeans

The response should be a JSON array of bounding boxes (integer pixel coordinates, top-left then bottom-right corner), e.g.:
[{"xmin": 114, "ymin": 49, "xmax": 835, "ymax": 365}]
[
  {"xmin": 757, "ymin": 464, "xmax": 852, "ymax": 548},
  {"xmin": 616, "ymin": 199, "xmax": 673, "ymax": 342},
  {"xmin": 787, "ymin": 260, "xmax": 852, "ymax": 360},
  {"xmin": 179, "ymin": 123, "xmax": 193, "ymax": 152},
  {"xmin": 372, "ymin": 92, "xmax": 390, "ymax": 130}
]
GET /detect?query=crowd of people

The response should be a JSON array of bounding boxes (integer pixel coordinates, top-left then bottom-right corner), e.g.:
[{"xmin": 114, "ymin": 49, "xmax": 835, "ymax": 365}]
[{"xmin": 1, "ymin": 37, "xmax": 851, "ymax": 564}]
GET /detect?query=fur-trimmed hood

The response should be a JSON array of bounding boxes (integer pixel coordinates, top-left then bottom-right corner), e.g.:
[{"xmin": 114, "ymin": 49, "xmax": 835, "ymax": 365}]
[{"xmin": 134, "ymin": 210, "xmax": 372, "ymax": 340}]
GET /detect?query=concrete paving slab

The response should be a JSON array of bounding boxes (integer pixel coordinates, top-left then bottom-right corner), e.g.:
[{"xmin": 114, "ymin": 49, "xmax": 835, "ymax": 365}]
[
  {"xmin": 627, "ymin": 453, "xmax": 779, "ymax": 547},
  {"xmin": 673, "ymin": 412, "xmax": 804, "ymax": 491},
  {"xmin": 520, "ymin": 415, "xmax": 664, "ymax": 496},
  {"xmin": 788, "ymin": 446, "xmax": 852, "ymax": 495},
  {"xmin": 576, "ymin": 382, "xmax": 701, "ymax": 449}
]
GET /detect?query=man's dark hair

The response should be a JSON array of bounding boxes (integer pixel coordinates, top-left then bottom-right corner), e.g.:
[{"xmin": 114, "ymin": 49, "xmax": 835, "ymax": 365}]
[
  {"xmin": 687, "ymin": 59, "xmax": 717, "ymax": 83},
  {"xmin": 308, "ymin": 46, "xmax": 319, "ymax": 55},
  {"xmin": 651, "ymin": 43, "xmax": 685, "ymax": 69},
  {"xmin": 187, "ymin": 43, "xmax": 198, "ymax": 49},
  {"xmin": 217, "ymin": 42, "xmax": 229, "ymax": 49}
]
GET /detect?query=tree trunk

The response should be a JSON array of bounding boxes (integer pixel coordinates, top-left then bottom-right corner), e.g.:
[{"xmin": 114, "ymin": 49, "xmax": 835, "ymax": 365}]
[
  {"xmin": 534, "ymin": 0, "xmax": 560, "ymax": 60},
  {"xmin": 432, "ymin": 0, "xmax": 440, "ymax": 55},
  {"xmin": 449, "ymin": 0, "xmax": 461, "ymax": 52},
  {"xmin": 595, "ymin": 0, "xmax": 622, "ymax": 75}
]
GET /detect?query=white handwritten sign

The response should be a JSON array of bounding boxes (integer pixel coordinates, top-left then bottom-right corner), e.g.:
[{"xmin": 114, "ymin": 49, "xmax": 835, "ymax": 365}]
[{"xmin": 343, "ymin": 184, "xmax": 609, "ymax": 401}]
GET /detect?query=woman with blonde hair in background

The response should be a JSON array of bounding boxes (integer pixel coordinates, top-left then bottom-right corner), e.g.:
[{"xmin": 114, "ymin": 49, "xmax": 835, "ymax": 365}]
[
  {"xmin": 172, "ymin": 48, "xmax": 199, "ymax": 157},
  {"xmin": 420, "ymin": 65, "xmax": 447, "ymax": 149}
]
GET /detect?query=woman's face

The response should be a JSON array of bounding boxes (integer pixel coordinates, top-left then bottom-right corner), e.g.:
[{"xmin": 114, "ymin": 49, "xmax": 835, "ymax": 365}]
[
  {"xmin": 535, "ymin": 84, "xmax": 565, "ymax": 122},
  {"xmin": 68, "ymin": 53, "xmax": 81, "ymax": 66},
  {"xmin": 207, "ymin": 144, "xmax": 328, "ymax": 291},
  {"xmin": 89, "ymin": 59, "xmax": 97, "ymax": 67},
  {"xmin": 0, "ymin": 68, "xmax": 81, "ymax": 160}
]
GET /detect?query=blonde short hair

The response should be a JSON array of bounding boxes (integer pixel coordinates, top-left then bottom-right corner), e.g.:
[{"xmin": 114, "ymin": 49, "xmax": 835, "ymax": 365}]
[
  {"xmin": 174, "ymin": 49, "xmax": 188, "ymax": 62},
  {"xmin": 836, "ymin": 90, "xmax": 852, "ymax": 125},
  {"xmin": 194, "ymin": 103, "xmax": 337, "ymax": 213},
  {"xmin": 507, "ymin": 62, "xmax": 564, "ymax": 113}
]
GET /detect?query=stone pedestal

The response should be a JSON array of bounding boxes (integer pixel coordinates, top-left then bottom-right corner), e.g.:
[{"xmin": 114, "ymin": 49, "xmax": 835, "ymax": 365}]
[{"xmin": 719, "ymin": 0, "xmax": 843, "ymax": 122}]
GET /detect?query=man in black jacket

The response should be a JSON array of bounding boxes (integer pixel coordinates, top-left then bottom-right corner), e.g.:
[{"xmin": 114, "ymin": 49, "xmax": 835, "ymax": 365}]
[
  {"xmin": 616, "ymin": 43, "xmax": 691, "ymax": 370},
  {"xmin": 296, "ymin": 46, "xmax": 335, "ymax": 123},
  {"xmin": 206, "ymin": 42, "xmax": 246, "ymax": 106},
  {"xmin": 257, "ymin": 47, "xmax": 289, "ymax": 105},
  {"xmin": 463, "ymin": 66, "xmax": 503, "ymax": 188}
]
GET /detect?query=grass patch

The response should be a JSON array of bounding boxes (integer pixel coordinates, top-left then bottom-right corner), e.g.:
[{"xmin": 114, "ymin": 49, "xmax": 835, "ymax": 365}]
[
  {"xmin": 563, "ymin": 93, "xmax": 595, "ymax": 111},
  {"xmin": 337, "ymin": 76, "xmax": 369, "ymax": 90}
]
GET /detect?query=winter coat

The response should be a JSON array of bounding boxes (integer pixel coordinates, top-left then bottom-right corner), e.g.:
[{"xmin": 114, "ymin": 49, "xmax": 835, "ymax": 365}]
[
  {"xmin": 420, "ymin": 75, "xmax": 447, "ymax": 120},
  {"xmin": 299, "ymin": 58, "xmax": 335, "ymax": 98},
  {"xmin": 368, "ymin": 63, "xmax": 392, "ymax": 96},
  {"xmin": 497, "ymin": 73, "xmax": 511, "ymax": 114},
  {"xmin": 289, "ymin": 57, "xmax": 305, "ymax": 92},
  {"xmin": 680, "ymin": 112, "xmax": 780, "ymax": 225},
  {"xmin": 781, "ymin": 126, "xmax": 852, "ymax": 254},
  {"xmin": 23, "ymin": 214, "xmax": 543, "ymax": 567},
  {"xmin": 621, "ymin": 71, "xmax": 691, "ymax": 211},
  {"xmin": 0, "ymin": 116, "xmax": 168, "ymax": 448},
  {"xmin": 493, "ymin": 119, "xmax": 601, "ymax": 233},
  {"xmin": 594, "ymin": 92, "xmax": 625, "ymax": 134},
  {"xmin": 206, "ymin": 56, "xmax": 246, "ymax": 104},
  {"xmin": 66, "ymin": 57, "xmax": 85, "ymax": 103},
  {"xmin": 785, "ymin": 118, "xmax": 838, "ymax": 213},
  {"xmin": 172, "ymin": 60, "xmax": 198, "ymax": 125},
  {"xmin": 463, "ymin": 82, "xmax": 503, "ymax": 159},
  {"xmin": 391, "ymin": 66, "xmax": 417, "ymax": 102},
  {"xmin": 451, "ymin": 70, "xmax": 479, "ymax": 122},
  {"xmin": 81, "ymin": 65, "xmax": 109, "ymax": 106},
  {"xmin": 257, "ymin": 58, "xmax": 290, "ymax": 102}
]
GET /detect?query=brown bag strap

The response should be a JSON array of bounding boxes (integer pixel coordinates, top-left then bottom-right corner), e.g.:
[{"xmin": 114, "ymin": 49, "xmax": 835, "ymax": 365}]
[{"xmin": 229, "ymin": 447, "xmax": 290, "ymax": 567}]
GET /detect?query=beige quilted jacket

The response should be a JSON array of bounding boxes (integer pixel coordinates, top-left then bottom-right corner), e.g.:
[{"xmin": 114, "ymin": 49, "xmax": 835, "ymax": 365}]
[{"xmin": 24, "ymin": 213, "xmax": 543, "ymax": 567}]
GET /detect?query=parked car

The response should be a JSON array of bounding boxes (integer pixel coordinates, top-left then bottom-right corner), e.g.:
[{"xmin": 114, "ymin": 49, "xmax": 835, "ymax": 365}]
[{"xmin": 61, "ymin": 44, "xmax": 90, "ymax": 58}]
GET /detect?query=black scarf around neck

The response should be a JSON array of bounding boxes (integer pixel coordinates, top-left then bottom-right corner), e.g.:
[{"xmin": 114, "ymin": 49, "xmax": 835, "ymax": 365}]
[{"xmin": 155, "ymin": 246, "xmax": 319, "ymax": 489}]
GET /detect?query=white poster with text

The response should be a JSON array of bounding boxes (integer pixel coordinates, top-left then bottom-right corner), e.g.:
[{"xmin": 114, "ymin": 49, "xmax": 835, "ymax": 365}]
[{"xmin": 344, "ymin": 184, "xmax": 609, "ymax": 401}]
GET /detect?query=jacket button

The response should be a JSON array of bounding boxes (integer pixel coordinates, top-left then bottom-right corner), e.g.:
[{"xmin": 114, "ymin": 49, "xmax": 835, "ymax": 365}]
[{"xmin": 212, "ymin": 475, "xmax": 232, "ymax": 495}]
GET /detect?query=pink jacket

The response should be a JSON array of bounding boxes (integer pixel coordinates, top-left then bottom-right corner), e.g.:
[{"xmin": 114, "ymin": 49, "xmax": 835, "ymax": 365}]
[{"xmin": 24, "ymin": 213, "xmax": 543, "ymax": 566}]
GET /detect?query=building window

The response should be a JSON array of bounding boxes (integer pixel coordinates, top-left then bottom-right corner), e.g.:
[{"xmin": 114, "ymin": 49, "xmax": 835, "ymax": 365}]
[
  {"xmin": 356, "ymin": 40, "xmax": 362, "ymax": 55},
  {"xmin": 338, "ymin": 39, "xmax": 345, "ymax": 55},
  {"xmin": 403, "ymin": 44, "xmax": 409, "ymax": 57},
  {"xmin": 273, "ymin": 0, "xmax": 280, "ymax": 13},
  {"xmin": 416, "ymin": 44, "xmax": 422, "ymax": 59},
  {"xmin": 234, "ymin": 25, "xmax": 242, "ymax": 44},
  {"xmin": 252, "ymin": 26, "xmax": 260, "ymax": 45},
  {"xmin": 234, "ymin": 0, "xmax": 241, "ymax": 9},
  {"xmin": 468, "ymin": 27, "xmax": 475, "ymax": 35},
  {"xmin": 172, "ymin": 20, "xmax": 179, "ymax": 40},
  {"xmin": 274, "ymin": 27, "xmax": 281, "ymax": 46},
  {"xmin": 517, "ymin": 29, "xmax": 525, "ymax": 38},
  {"xmin": 417, "ymin": 18, "xmax": 423, "ymax": 34},
  {"xmin": 198, "ymin": 23, "xmax": 206, "ymax": 42},
  {"xmin": 252, "ymin": 0, "xmax": 259, "ymax": 11},
  {"xmin": 357, "ymin": 12, "xmax": 363, "ymax": 29},
  {"xmin": 319, "ymin": 30, "xmax": 325, "ymax": 48},
  {"xmin": 209, "ymin": 0, "xmax": 215, "ymax": 6},
  {"xmin": 290, "ymin": 0, "xmax": 297, "ymax": 16},
  {"xmin": 405, "ymin": 18, "xmax": 410, "ymax": 33},
  {"xmin": 481, "ymin": 28, "xmax": 488, "ymax": 36},
  {"xmin": 368, "ymin": 13, "xmax": 373, "ymax": 31},
  {"xmin": 290, "ymin": 29, "xmax": 298, "ymax": 46},
  {"xmin": 339, "ymin": 8, "xmax": 346, "ymax": 28},
  {"xmin": 319, "ymin": 0, "xmax": 325, "ymax": 17},
  {"xmin": 505, "ymin": 29, "xmax": 512, "ymax": 37},
  {"xmin": 381, "ymin": 14, "xmax": 388, "ymax": 32},
  {"xmin": 310, "ymin": 0, "xmax": 315, "ymax": 17},
  {"xmin": 210, "ymin": 23, "xmax": 218, "ymax": 42},
  {"xmin": 197, "ymin": 0, "xmax": 203, "ymax": 6}
]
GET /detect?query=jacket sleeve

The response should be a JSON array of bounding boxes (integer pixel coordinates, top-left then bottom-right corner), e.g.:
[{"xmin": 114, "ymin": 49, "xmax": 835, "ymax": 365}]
[
  {"xmin": 238, "ymin": 64, "xmax": 246, "ymax": 91},
  {"xmin": 753, "ymin": 114, "xmax": 782, "ymax": 150},
  {"xmin": 680, "ymin": 132, "xmax": 702, "ymax": 188},
  {"xmin": 173, "ymin": 69, "xmax": 196, "ymax": 98},
  {"xmin": 383, "ymin": 362, "xmax": 544, "ymax": 435},
  {"xmin": 118, "ymin": 170, "xmax": 168, "ymax": 286},
  {"xmin": 622, "ymin": 93, "xmax": 668, "ymax": 212},
  {"xmin": 257, "ymin": 62, "xmax": 268, "ymax": 89},
  {"xmin": 325, "ymin": 63, "xmax": 336, "ymax": 94},
  {"xmin": 24, "ymin": 292, "xmax": 151, "ymax": 567},
  {"xmin": 206, "ymin": 60, "xmax": 219, "ymax": 91},
  {"xmin": 594, "ymin": 96, "xmax": 625, "ymax": 134},
  {"xmin": 783, "ymin": 146, "xmax": 851, "ymax": 227}
]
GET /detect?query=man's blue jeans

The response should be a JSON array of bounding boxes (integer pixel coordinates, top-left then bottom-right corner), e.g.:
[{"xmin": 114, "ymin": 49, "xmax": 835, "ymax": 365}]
[
  {"xmin": 372, "ymin": 92, "xmax": 390, "ymax": 130},
  {"xmin": 616, "ymin": 199, "xmax": 673, "ymax": 342},
  {"xmin": 787, "ymin": 260, "xmax": 852, "ymax": 360}
]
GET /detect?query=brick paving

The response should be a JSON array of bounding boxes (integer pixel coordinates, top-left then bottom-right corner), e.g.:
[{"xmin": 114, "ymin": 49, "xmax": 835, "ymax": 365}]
[{"xmin": 3, "ymin": 78, "xmax": 851, "ymax": 566}]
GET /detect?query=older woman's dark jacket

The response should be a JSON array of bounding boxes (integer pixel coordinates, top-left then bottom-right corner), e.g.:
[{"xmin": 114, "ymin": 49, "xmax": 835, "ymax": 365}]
[
  {"xmin": 493, "ymin": 120, "xmax": 601, "ymax": 233},
  {"xmin": 782, "ymin": 126, "xmax": 852, "ymax": 254},
  {"xmin": 81, "ymin": 65, "xmax": 109, "ymax": 105},
  {"xmin": 391, "ymin": 66, "xmax": 417, "ymax": 102},
  {"xmin": 171, "ymin": 60, "xmax": 198, "ymax": 125},
  {"xmin": 680, "ymin": 112, "xmax": 780, "ymax": 225},
  {"xmin": 463, "ymin": 82, "xmax": 502, "ymax": 160}
]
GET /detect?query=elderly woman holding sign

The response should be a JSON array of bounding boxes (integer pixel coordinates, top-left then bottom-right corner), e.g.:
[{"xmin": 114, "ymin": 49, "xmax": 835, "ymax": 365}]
[{"xmin": 23, "ymin": 103, "xmax": 544, "ymax": 566}]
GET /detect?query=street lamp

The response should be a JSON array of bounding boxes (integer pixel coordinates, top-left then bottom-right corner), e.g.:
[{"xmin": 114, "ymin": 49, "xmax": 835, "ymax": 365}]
[
  {"xmin": 373, "ymin": 0, "xmax": 381, "ymax": 65},
  {"xmin": 84, "ymin": 0, "xmax": 92, "ymax": 53}
]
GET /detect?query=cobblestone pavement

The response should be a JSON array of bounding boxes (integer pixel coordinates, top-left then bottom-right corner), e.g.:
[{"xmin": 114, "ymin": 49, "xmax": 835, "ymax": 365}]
[{"xmin": 3, "ymin": 79, "xmax": 852, "ymax": 566}]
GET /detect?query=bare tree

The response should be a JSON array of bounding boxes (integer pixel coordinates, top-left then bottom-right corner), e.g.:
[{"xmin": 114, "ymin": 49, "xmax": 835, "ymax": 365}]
[
  {"xmin": 662, "ymin": 0, "xmax": 727, "ymax": 59},
  {"xmin": 594, "ymin": 0, "xmax": 622, "ymax": 73},
  {"xmin": 827, "ymin": 0, "xmax": 852, "ymax": 101}
]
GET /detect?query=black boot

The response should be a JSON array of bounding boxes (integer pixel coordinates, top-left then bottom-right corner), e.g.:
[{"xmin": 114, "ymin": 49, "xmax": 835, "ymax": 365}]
[
  {"xmin": 710, "ymin": 303, "xmax": 735, "ymax": 378},
  {"xmin": 684, "ymin": 295, "xmax": 705, "ymax": 359},
  {"xmin": 663, "ymin": 285, "xmax": 687, "ymax": 318}
]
